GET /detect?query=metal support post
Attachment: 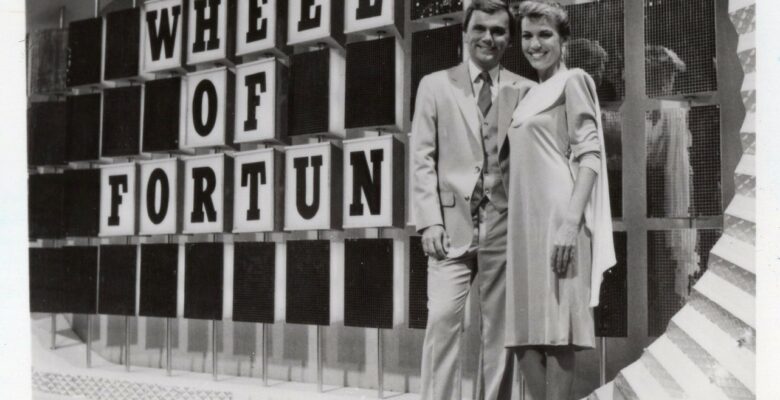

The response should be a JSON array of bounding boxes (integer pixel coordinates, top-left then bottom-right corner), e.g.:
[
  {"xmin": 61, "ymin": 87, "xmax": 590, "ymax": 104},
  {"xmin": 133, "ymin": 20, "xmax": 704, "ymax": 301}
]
[
  {"xmin": 317, "ymin": 325, "xmax": 323, "ymax": 392},
  {"xmin": 50, "ymin": 314, "xmax": 57, "ymax": 350},
  {"xmin": 166, "ymin": 318, "xmax": 173, "ymax": 376},
  {"xmin": 86, "ymin": 315, "xmax": 93, "ymax": 368},
  {"xmin": 262, "ymin": 323, "xmax": 269, "ymax": 386},
  {"xmin": 212, "ymin": 320, "xmax": 218, "ymax": 380},
  {"xmin": 124, "ymin": 316, "xmax": 131, "ymax": 371},
  {"xmin": 378, "ymin": 328, "xmax": 384, "ymax": 399}
]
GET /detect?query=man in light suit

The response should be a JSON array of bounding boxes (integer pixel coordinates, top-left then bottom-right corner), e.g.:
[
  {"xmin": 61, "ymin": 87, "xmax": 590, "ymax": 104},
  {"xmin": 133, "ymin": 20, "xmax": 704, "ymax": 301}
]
[{"xmin": 411, "ymin": 1, "xmax": 535, "ymax": 399}]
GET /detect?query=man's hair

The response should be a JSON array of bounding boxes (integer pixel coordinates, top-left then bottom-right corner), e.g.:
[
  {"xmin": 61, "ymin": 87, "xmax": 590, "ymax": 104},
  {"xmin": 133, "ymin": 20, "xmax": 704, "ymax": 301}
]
[
  {"xmin": 463, "ymin": 0, "xmax": 515, "ymax": 39},
  {"xmin": 517, "ymin": 0, "xmax": 571, "ymax": 41},
  {"xmin": 645, "ymin": 45, "xmax": 686, "ymax": 74},
  {"xmin": 565, "ymin": 38, "xmax": 607, "ymax": 65},
  {"xmin": 645, "ymin": 45, "xmax": 686, "ymax": 97}
]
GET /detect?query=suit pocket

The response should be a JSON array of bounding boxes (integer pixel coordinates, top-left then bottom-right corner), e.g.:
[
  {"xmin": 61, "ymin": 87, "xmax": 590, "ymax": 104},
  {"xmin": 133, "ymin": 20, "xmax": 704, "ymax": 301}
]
[{"xmin": 439, "ymin": 191, "xmax": 456, "ymax": 207}]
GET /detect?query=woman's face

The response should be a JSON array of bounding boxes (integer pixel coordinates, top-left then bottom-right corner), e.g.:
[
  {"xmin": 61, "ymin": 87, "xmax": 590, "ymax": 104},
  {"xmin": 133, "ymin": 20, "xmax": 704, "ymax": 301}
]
[{"xmin": 521, "ymin": 17, "xmax": 564, "ymax": 77}]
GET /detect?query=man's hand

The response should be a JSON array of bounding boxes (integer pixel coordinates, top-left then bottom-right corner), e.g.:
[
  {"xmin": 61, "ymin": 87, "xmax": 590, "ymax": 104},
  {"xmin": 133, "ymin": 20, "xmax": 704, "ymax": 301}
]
[{"xmin": 422, "ymin": 225, "xmax": 450, "ymax": 260}]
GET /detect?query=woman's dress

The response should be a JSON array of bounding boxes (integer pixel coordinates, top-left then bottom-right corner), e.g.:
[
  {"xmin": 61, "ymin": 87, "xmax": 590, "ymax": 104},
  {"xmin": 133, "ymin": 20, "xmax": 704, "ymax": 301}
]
[{"xmin": 504, "ymin": 68, "xmax": 615, "ymax": 348}]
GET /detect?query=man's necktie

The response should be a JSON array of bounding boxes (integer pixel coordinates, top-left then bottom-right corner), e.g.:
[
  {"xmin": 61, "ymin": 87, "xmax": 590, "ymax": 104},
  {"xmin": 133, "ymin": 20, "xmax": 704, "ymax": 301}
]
[{"xmin": 478, "ymin": 71, "xmax": 492, "ymax": 116}]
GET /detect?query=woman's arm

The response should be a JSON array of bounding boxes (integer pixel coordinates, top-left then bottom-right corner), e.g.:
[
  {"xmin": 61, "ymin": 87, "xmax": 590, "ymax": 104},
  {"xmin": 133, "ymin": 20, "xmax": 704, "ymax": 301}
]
[
  {"xmin": 552, "ymin": 69, "xmax": 603, "ymax": 275},
  {"xmin": 551, "ymin": 163, "xmax": 597, "ymax": 275}
]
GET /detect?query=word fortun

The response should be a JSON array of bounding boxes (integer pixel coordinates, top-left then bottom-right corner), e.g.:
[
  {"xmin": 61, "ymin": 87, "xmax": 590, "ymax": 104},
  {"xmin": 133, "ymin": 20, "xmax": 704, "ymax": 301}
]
[{"xmin": 94, "ymin": 136, "xmax": 405, "ymax": 237}]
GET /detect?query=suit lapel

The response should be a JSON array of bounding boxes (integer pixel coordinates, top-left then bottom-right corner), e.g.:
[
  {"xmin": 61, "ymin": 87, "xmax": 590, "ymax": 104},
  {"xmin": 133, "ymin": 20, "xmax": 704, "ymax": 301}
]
[{"xmin": 447, "ymin": 64, "xmax": 481, "ymax": 143}]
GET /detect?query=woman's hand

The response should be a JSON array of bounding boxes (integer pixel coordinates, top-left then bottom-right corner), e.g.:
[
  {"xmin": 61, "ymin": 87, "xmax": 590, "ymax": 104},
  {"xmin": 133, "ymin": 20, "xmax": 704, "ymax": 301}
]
[
  {"xmin": 551, "ymin": 219, "xmax": 580, "ymax": 276},
  {"xmin": 553, "ymin": 163, "xmax": 597, "ymax": 277}
]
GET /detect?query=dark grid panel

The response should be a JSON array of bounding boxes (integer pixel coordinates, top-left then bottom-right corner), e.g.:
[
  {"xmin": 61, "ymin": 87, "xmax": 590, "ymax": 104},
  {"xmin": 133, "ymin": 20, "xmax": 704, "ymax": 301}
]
[
  {"xmin": 67, "ymin": 17, "xmax": 103, "ymax": 87},
  {"xmin": 232, "ymin": 242, "xmax": 275, "ymax": 323},
  {"xmin": 28, "ymin": 173, "xmax": 65, "ymax": 239},
  {"xmin": 408, "ymin": 236, "xmax": 428, "ymax": 329},
  {"xmin": 411, "ymin": 0, "xmax": 463, "ymax": 20},
  {"xmin": 645, "ymin": 0, "xmax": 717, "ymax": 96},
  {"xmin": 104, "ymin": 8, "xmax": 141, "ymax": 80},
  {"xmin": 102, "ymin": 86, "xmax": 142, "ymax": 157},
  {"xmin": 344, "ymin": 239, "xmax": 394, "ymax": 329},
  {"xmin": 501, "ymin": 17, "xmax": 538, "ymax": 81},
  {"xmin": 288, "ymin": 49, "xmax": 329, "ymax": 136},
  {"xmin": 143, "ymin": 77, "xmax": 181, "ymax": 152},
  {"xmin": 184, "ymin": 243, "xmax": 224, "ymax": 320},
  {"xmin": 648, "ymin": 229, "xmax": 721, "ymax": 336},
  {"xmin": 62, "ymin": 246, "xmax": 99, "ymax": 314},
  {"xmin": 647, "ymin": 230, "xmax": 682, "ymax": 336},
  {"xmin": 139, "ymin": 243, "xmax": 179, "ymax": 318},
  {"xmin": 646, "ymin": 106, "xmax": 721, "ymax": 218},
  {"xmin": 345, "ymin": 38, "xmax": 396, "ymax": 129},
  {"xmin": 63, "ymin": 169, "xmax": 100, "ymax": 237},
  {"xmin": 564, "ymin": 0, "xmax": 624, "ymax": 102},
  {"xmin": 66, "ymin": 93, "xmax": 101, "ymax": 162},
  {"xmin": 603, "ymin": 110, "xmax": 623, "ymax": 218},
  {"xmin": 98, "ymin": 245, "xmax": 138, "ymax": 316},
  {"xmin": 29, "ymin": 248, "xmax": 64, "ymax": 313},
  {"xmin": 594, "ymin": 232, "xmax": 627, "ymax": 337},
  {"xmin": 27, "ymin": 28, "xmax": 68, "ymax": 94},
  {"xmin": 688, "ymin": 105, "xmax": 722, "ymax": 216},
  {"xmin": 286, "ymin": 240, "xmax": 330, "ymax": 326},
  {"xmin": 410, "ymin": 24, "xmax": 462, "ymax": 121},
  {"xmin": 28, "ymin": 101, "xmax": 67, "ymax": 166}
]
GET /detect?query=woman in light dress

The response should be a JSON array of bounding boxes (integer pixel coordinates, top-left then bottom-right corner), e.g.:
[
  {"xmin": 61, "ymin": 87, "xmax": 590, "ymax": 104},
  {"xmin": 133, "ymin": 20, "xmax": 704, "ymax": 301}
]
[{"xmin": 504, "ymin": 2, "xmax": 616, "ymax": 399}]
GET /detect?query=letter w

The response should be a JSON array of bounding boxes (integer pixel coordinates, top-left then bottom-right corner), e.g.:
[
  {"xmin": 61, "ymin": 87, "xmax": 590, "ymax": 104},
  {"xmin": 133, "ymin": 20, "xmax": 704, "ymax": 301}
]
[{"xmin": 146, "ymin": 6, "xmax": 181, "ymax": 61}]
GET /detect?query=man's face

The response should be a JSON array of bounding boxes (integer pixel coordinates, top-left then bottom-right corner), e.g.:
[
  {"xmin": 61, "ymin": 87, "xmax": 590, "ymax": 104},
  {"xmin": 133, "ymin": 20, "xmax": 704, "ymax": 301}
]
[{"xmin": 464, "ymin": 10, "xmax": 511, "ymax": 71}]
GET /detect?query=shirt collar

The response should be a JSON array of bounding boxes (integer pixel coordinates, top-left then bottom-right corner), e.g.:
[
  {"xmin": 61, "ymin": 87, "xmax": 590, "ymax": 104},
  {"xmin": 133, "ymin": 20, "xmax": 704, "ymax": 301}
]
[{"xmin": 468, "ymin": 59, "xmax": 500, "ymax": 85}]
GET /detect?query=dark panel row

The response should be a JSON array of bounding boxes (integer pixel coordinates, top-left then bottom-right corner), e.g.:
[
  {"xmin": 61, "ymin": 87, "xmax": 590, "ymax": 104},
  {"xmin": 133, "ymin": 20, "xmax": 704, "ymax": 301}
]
[
  {"xmin": 28, "ymin": 86, "xmax": 158, "ymax": 166},
  {"xmin": 29, "ymin": 240, "xmax": 393, "ymax": 329},
  {"xmin": 28, "ymin": 231, "xmax": 646, "ymax": 337},
  {"xmin": 30, "ymin": 37, "xmax": 400, "ymax": 166},
  {"xmin": 34, "ymin": 0, "xmax": 716, "ymax": 97},
  {"xmin": 48, "ymin": 0, "xmax": 466, "ymax": 96}
]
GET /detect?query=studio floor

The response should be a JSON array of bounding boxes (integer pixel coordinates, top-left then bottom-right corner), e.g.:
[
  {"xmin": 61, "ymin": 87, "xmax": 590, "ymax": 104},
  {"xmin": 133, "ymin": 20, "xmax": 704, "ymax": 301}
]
[{"xmin": 31, "ymin": 315, "xmax": 418, "ymax": 400}]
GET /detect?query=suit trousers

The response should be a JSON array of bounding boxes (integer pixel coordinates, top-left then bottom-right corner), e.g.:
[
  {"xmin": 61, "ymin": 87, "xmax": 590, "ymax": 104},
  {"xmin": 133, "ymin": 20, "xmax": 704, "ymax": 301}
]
[{"xmin": 420, "ymin": 202, "xmax": 513, "ymax": 400}]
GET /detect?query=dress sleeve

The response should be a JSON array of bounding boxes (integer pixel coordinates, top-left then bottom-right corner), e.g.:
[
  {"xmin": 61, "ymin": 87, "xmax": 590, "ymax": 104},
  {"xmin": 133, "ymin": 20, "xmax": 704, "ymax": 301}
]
[
  {"xmin": 565, "ymin": 70, "xmax": 602, "ymax": 169},
  {"xmin": 560, "ymin": 69, "xmax": 616, "ymax": 307},
  {"xmin": 578, "ymin": 151, "xmax": 601, "ymax": 174}
]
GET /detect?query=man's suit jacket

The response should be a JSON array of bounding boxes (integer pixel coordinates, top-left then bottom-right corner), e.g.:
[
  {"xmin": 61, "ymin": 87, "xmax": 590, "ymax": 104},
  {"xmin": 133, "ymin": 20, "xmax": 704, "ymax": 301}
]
[{"xmin": 411, "ymin": 63, "xmax": 535, "ymax": 253}]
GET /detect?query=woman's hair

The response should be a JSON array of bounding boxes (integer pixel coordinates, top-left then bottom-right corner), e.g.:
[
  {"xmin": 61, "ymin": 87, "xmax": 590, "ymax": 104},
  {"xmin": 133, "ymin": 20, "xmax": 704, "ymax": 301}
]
[
  {"xmin": 463, "ymin": 0, "xmax": 515, "ymax": 38},
  {"xmin": 516, "ymin": 1, "xmax": 571, "ymax": 41}
]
